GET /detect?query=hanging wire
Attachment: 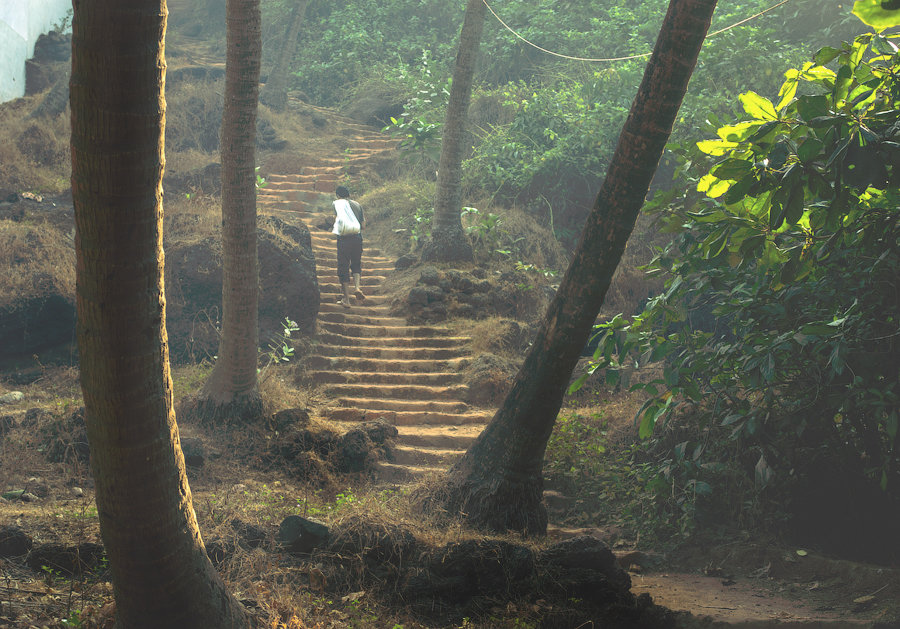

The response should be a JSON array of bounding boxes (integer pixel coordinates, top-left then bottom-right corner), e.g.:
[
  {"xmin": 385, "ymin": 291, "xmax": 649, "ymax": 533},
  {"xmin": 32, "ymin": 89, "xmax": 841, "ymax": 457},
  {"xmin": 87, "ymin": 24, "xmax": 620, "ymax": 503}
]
[{"xmin": 482, "ymin": 0, "xmax": 795, "ymax": 63}]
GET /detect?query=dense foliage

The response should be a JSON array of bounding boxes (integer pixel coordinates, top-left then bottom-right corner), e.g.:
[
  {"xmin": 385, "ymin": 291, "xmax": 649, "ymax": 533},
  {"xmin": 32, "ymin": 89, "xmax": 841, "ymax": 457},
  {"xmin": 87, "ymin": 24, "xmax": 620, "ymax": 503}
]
[
  {"xmin": 259, "ymin": 0, "xmax": 857, "ymax": 243},
  {"xmin": 577, "ymin": 22, "xmax": 900, "ymax": 549}
]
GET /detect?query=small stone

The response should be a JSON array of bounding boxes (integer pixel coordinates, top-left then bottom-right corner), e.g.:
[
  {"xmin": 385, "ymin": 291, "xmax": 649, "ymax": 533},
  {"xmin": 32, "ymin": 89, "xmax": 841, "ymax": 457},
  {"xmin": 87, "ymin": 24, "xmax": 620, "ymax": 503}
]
[
  {"xmin": 0, "ymin": 391, "xmax": 24, "ymax": 405},
  {"xmin": 20, "ymin": 492, "xmax": 39, "ymax": 503},
  {"xmin": 71, "ymin": 487, "xmax": 84, "ymax": 498}
]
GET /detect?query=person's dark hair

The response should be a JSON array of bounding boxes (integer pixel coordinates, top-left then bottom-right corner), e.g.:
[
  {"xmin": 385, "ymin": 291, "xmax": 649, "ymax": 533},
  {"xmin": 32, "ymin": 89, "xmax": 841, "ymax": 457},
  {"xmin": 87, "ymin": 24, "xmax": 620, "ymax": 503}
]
[{"xmin": 335, "ymin": 185, "xmax": 350, "ymax": 198}]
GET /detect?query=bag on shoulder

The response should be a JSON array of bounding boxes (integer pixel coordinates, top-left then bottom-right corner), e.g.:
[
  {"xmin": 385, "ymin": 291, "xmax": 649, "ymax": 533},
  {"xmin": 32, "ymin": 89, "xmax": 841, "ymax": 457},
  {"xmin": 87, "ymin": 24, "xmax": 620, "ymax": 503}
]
[{"xmin": 332, "ymin": 199, "xmax": 361, "ymax": 236}]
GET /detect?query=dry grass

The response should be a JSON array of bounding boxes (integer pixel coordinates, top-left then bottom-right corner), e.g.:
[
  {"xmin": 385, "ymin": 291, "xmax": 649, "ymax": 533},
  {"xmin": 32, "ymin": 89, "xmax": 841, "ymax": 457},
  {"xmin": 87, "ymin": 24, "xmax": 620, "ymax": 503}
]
[
  {"xmin": 0, "ymin": 97, "xmax": 70, "ymax": 194},
  {"xmin": 0, "ymin": 221, "xmax": 75, "ymax": 311}
]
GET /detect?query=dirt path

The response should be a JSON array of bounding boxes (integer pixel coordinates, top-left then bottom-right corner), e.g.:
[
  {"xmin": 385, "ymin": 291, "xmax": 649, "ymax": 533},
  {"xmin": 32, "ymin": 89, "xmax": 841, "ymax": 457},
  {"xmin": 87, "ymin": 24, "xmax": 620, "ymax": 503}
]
[{"xmin": 256, "ymin": 112, "xmax": 491, "ymax": 482}]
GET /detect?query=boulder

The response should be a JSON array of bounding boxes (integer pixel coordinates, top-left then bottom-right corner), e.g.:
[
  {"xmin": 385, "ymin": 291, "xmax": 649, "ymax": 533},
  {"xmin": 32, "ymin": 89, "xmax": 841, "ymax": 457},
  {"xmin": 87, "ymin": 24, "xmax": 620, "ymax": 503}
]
[
  {"xmin": 278, "ymin": 515, "xmax": 329, "ymax": 554},
  {"xmin": 269, "ymin": 407, "xmax": 311, "ymax": 433}
]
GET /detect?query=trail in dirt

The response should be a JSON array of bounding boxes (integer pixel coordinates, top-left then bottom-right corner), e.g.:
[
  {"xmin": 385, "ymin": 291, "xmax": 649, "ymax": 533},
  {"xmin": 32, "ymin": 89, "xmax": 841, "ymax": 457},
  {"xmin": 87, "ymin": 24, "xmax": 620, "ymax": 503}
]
[{"xmin": 257, "ymin": 107, "xmax": 492, "ymax": 482}]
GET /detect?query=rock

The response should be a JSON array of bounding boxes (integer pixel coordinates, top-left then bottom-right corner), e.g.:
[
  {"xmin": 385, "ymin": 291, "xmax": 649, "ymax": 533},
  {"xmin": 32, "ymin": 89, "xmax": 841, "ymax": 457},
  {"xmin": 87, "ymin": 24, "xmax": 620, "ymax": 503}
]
[
  {"xmin": 337, "ymin": 428, "xmax": 375, "ymax": 473},
  {"xmin": 407, "ymin": 285, "xmax": 429, "ymax": 305},
  {"xmin": 0, "ymin": 391, "xmax": 24, "ymax": 405},
  {"xmin": 538, "ymin": 535, "xmax": 631, "ymax": 592},
  {"xmin": 0, "ymin": 526, "xmax": 33, "ymax": 558},
  {"xmin": 20, "ymin": 492, "xmax": 39, "ymax": 503},
  {"xmin": 26, "ymin": 542, "xmax": 105, "ymax": 576},
  {"xmin": 357, "ymin": 419, "xmax": 398, "ymax": 445},
  {"xmin": 24, "ymin": 478, "xmax": 50, "ymax": 498},
  {"xmin": 278, "ymin": 515, "xmax": 329, "ymax": 554},
  {"xmin": 394, "ymin": 253, "xmax": 417, "ymax": 270},
  {"xmin": 181, "ymin": 437, "xmax": 205, "ymax": 468},
  {"xmin": 32, "ymin": 31, "xmax": 71, "ymax": 64},
  {"xmin": 70, "ymin": 487, "xmax": 84, "ymax": 498},
  {"xmin": 403, "ymin": 539, "xmax": 534, "ymax": 604},
  {"xmin": 422, "ymin": 285, "xmax": 445, "ymax": 303},
  {"xmin": 231, "ymin": 519, "xmax": 268, "ymax": 549},
  {"xmin": 270, "ymin": 407, "xmax": 310, "ymax": 433},
  {"xmin": 419, "ymin": 266, "xmax": 441, "ymax": 286}
]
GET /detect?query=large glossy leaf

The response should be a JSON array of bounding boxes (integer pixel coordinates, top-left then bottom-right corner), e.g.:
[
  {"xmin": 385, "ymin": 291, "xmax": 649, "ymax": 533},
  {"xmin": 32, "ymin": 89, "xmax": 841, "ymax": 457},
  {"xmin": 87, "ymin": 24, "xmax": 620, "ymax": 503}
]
[
  {"xmin": 717, "ymin": 120, "xmax": 765, "ymax": 142},
  {"xmin": 697, "ymin": 139, "xmax": 739, "ymax": 156},
  {"xmin": 739, "ymin": 91, "xmax": 778, "ymax": 121},
  {"xmin": 852, "ymin": 0, "xmax": 900, "ymax": 31}
]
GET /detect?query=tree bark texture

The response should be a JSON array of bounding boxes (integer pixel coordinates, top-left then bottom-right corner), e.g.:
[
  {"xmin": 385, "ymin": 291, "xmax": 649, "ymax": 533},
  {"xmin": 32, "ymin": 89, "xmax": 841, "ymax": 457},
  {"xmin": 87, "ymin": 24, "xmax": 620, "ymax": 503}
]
[
  {"xmin": 259, "ymin": 0, "xmax": 308, "ymax": 112},
  {"xmin": 202, "ymin": 0, "xmax": 263, "ymax": 410},
  {"xmin": 420, "ymin": 0, "xmax": 485, "ymax": 263},
  {"xmin": 70, "ymin": 2, "xmax": 250, "ymax": 627},
  {"xmin": 431, "ymin": 0, "xmax": 719, "ymax": 535}
]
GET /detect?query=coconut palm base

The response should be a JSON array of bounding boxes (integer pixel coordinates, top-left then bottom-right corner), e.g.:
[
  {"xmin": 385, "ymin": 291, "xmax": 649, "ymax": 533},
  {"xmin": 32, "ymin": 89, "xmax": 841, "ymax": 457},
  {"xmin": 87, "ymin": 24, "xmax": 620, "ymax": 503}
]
[
  {"xmin": 181, "ymin": 390, "xmax": 266, "ymax": 427},
  {"xmin": 419, "ymin": 468, "xmax": 548, "ymax": 536},
  {"xmin": 420, "ymin": 227, "xmax": 474, "ymax": 263}
]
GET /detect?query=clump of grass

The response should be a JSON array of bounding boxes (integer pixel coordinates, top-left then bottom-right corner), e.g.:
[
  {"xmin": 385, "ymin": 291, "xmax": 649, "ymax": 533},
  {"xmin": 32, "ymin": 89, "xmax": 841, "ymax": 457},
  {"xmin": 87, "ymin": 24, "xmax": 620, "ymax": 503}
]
[
  {"xmin": 0, "ymin": 221, "xmax": 75, "ymax": 310},
  {"xmin": 0, "ymin": 98, "xmax": 70, "ymax": 194}
]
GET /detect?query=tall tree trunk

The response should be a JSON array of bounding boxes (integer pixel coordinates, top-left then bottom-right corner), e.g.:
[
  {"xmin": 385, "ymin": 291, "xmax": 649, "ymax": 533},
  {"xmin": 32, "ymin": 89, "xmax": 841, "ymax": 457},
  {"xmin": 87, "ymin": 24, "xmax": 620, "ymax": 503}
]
[
  {"xmin": 70, "ymin": 2, "xmax": 250, "ymax": 627},
  {"xmin": 200, "ymin": 0, "xmax": 263, "ymax": 419},
  {"xmin": 420, "ymin": 0, "xmax": 485, "ymax": 263},
  {"xmin": 426, "ymin": 0, "xmax": 719, "ymax": 535},
  {"xmin": 260, "ymin": 0, "xmax": 308, "ymax": 112}
]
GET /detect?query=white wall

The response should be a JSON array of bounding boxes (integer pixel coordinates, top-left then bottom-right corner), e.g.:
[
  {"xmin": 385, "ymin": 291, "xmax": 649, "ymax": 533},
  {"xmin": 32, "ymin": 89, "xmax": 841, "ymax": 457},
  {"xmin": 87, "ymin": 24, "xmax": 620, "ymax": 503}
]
[{"xmin": 0, "ymin": 0, "xmax": 71, "ymax": 103}]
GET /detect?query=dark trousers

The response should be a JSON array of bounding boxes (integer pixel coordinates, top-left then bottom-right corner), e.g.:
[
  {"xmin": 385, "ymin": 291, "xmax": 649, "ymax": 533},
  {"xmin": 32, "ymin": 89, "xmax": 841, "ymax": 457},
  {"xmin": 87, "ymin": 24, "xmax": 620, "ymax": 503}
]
[{"xmin": 336, "ymin": 233, "xmax": 362, "ymax": 284}]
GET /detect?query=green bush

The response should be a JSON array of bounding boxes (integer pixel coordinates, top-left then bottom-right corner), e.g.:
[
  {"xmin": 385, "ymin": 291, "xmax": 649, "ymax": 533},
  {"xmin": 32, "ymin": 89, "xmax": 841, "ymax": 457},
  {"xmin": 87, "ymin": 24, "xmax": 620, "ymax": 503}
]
[{"xmin": 577, "ymin": 27, "xmax": 900, "ymax": 537}]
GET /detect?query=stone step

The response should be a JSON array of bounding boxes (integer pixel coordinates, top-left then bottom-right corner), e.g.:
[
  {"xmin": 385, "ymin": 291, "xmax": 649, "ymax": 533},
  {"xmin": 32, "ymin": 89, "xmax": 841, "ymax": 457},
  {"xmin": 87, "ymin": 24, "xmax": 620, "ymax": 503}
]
[
  {"xmin": 311, "ymin": 370, "xmax": 464, "ymax": 386},
  {"xmin": 317, "ymin": 312, "xmax": 406, "ymax": 326},
  {"xmin": 323, "ymin": 382, "xmax": 470, "ymax": 400},
  {"xmin": 335, "ymin": 397, "xmax": 470, "ymax": 414},
  {"xmin": 318, "ymin": 303, "xmax": 393, "ymax": 317},
  {"xmin": 316, "ymin": 275, "xmax": 385, "ymax": 286},
  {"xmin": 322, "ymin": 407, "xmax": 490, "ymax": 426},
  {"xmin": 315, "ymin": 344, "xmax": 468, "ymax": 360},
  {"xmin": 315, "ymin": 322, "xmax": 453, "ymax": 338},
  {"xmin": 306, "ymin": 355, "xmax": 466, "ymax": 372},
  {"xmin": 316, "ymin": 331, "xmax": 467, "ymax": 348},
  {"xmin": 391, "ymin": 444, "xmax": 463, "ymax": 466},
  {"xmin": 394, "ymin": 425, "xmax": 486, "ymax": 449},
  {"xmin": 374, "ymin": 461, "xmax": 445, "ymax": 483},
  {"xmin": 318, "ymin": 295, "xmax": 390, "ymax": 307}
]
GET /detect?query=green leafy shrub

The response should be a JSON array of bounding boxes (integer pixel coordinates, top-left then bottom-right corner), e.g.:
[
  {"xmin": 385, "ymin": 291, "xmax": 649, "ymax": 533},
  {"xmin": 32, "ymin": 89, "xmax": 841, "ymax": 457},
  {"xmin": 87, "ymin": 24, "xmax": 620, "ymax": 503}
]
[{"xmin": 577, "ymin": 28, "xmax": 900, "ymax": 549}]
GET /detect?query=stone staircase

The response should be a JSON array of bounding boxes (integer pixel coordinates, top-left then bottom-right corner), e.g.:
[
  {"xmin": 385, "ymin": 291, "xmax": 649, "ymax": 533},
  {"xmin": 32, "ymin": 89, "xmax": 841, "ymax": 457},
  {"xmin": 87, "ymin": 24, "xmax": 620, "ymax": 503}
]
[{"xmin": 257, "ymin": 114, "xmax": 491, "ymax": 482}]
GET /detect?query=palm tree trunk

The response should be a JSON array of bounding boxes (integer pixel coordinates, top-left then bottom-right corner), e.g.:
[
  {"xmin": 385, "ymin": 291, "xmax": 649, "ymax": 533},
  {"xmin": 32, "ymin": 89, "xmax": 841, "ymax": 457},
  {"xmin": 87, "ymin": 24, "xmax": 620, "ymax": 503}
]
[
  {"xmin": 260, "ymin": 0, "xmax": 309, "ymax": 112},
  {"xmin": 70, "ymin": 2, "xmax": 250, "ymax": 626},
  {"xmin": 427, "ymin": 0, "xmax": 719, "ymax": 535},
  {"xmin": 201, "ymin": 0, "xmax": 263, "ymax": 417},
  {"xmin": 420, "ymin": 0, "xmax": 485, "ymax": 262}
]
